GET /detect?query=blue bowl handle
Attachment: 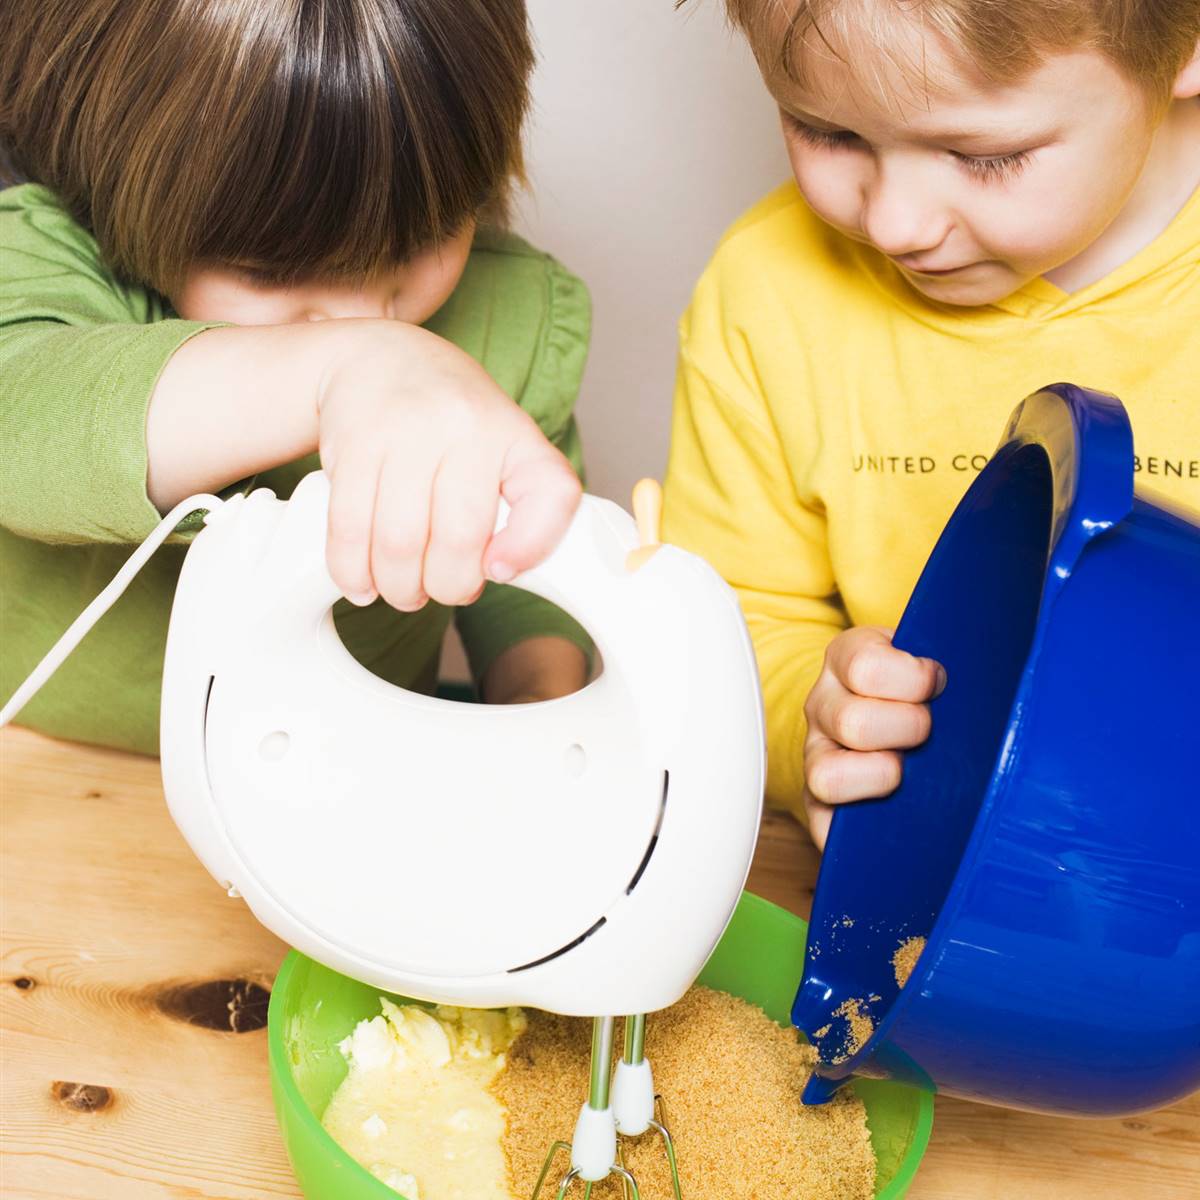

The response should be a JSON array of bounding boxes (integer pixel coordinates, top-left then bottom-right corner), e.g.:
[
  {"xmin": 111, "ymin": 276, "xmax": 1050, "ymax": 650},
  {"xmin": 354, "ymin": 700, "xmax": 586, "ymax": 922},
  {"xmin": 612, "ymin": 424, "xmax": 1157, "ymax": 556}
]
[{"xmin": 998, "ymin": 383, "xmax": 1134, "ymax": 610}]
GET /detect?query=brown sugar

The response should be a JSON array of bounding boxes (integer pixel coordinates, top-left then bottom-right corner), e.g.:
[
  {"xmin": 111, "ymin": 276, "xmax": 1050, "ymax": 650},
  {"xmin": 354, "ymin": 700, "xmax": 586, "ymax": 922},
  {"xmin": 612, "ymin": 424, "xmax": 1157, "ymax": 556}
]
[
  {"xmin": 892, "ymin": 937, "xmax": 927, "ymax": 990},
  {"xmin": 829, "ymin": 998, "xmax": 875, "ymax": 1064},
  {"xmin": 494, "ymin": 986, "xmax": 875, "ymax": 1199}
]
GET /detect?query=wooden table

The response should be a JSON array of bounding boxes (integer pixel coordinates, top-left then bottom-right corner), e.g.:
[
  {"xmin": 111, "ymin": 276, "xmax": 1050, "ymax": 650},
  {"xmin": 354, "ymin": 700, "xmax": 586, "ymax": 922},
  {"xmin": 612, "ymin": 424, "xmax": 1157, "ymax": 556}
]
[{"xmin": 2, "ymin": 726, "xmax": 1197, "ymax": 1198}]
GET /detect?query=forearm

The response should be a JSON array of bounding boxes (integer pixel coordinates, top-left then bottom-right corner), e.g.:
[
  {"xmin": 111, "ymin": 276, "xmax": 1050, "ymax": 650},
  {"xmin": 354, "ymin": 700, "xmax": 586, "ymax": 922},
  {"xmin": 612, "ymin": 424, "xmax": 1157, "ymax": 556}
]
[
  {"xmin": 145, "ymin": 322, "xmax": 356, "ymax": 510},
  {"xmin": 148, "ymin": 317, "xmax": 461, "ymax": 512}
]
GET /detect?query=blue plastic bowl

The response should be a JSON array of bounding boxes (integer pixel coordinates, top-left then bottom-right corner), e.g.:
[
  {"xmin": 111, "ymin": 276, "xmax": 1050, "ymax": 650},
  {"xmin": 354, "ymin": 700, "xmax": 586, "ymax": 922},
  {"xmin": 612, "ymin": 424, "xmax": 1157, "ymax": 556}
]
[{"xmin": 793, "ymin": 383, "xmax": 1200, "ymax": 1116}]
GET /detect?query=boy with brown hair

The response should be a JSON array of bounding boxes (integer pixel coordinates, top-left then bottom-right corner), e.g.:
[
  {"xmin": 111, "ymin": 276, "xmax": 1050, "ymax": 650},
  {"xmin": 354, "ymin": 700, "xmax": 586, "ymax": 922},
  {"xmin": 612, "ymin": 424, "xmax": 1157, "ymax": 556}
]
[
  {"xmin": 1, "ymin": 0, "xmax": 593, "ymax": 752},
  {"xmin": 664, "ymin": 0, "xmax": 1200, "ymax": 845}
]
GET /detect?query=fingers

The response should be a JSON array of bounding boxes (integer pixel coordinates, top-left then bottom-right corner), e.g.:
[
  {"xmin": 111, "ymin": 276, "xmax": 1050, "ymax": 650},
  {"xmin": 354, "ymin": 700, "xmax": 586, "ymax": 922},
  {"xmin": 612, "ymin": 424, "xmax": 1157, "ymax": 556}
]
[
  {"xmin": 826, "ymin": 626, "xmax": 946, "ymax": 703},
  {"xmin": 805, "ymin": 734, "xmax": 904, "ymax": 805},
  {"xmin": 808, "ymin": 687, "xmax": 932, "ymax": 752},
  {"xmin": 802, "ymin": 763, "xmax": 900, "ymax": 850},
  {"xmin": 325, "ymin": 457, "xmax": 381, "ymax": 606},
  {"xmin": 484, "ymin": 446, "xmax": 581, "ymax": 583},
  {"xmin": 326, "ymin": 438, "xmax": 576, "ymax": 612},
  {"xmin": 321, "ymin": 371, "xmax": 579, "ymax": 611},
  {"xmin": 804, "ymin": 792, "xmax": 834, "ymax": 851},
  {"xmin": 801, "ymin": 626, "xmax": 946, "ymax": 812},
  {"xmin": 369, "ymin": 461, "xmax": 435, "ymax": 611},
  {"xmin": 422, "ymin": 446, "xmax": 497, "ymax": 606}
]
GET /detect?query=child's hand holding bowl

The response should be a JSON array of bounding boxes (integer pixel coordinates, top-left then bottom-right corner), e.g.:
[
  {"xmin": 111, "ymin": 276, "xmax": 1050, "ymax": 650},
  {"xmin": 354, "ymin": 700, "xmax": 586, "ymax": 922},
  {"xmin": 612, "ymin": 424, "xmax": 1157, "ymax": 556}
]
[{"xmin": 803, "ymin": 626, "xmax": 946, "ymax": 848}]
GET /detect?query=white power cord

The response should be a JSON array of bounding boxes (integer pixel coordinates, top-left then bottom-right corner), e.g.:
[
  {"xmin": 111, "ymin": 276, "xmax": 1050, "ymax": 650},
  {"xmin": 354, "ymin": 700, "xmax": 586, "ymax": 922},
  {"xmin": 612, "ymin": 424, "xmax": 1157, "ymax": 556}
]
[{"xmin": 0, "ymin": 493, "xmax": 224, "ymax": 729}]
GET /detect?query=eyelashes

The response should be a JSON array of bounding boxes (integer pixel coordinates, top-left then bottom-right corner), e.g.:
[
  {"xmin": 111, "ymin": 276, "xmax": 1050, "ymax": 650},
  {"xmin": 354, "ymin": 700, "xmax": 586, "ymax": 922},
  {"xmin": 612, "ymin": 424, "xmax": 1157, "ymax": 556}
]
[
  {"xmin": 784, "ymin": 114, "xmax": 858, "ymax": 150},
  {"xmin": 783, "ymin": 113, "xmax": 1033, "ymax": 184},
  {"xmin": 951, "ymin": 149, "xmax": 1032, "ymax": 183}
]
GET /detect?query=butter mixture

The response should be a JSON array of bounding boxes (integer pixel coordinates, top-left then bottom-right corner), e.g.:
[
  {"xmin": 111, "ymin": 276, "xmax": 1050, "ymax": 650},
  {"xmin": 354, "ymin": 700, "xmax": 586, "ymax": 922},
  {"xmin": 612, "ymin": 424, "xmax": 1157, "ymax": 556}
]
[
  {"xmin": 321, "ymin": 998, "xmax": 526, "ymax": 1200},
  {"xmin": 324, "ymin": 988, "xmax": 876, "ymax": 1200}
]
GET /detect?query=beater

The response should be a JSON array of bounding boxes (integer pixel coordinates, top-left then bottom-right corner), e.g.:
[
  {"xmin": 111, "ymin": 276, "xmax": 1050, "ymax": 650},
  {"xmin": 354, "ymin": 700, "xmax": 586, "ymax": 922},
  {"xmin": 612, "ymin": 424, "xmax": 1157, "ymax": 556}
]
[
  {"xmin": 531, "ymin": 1013, "xmax": 682, "ymax": 1200},
  {"xmin": 1, "ymin": 472, "xmax": 765, "ymax": 1199}
]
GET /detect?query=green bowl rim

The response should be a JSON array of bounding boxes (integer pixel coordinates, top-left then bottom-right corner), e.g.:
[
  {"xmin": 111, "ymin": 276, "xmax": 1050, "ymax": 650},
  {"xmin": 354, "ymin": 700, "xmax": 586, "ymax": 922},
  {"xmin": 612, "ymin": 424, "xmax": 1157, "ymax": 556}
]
[
  {"xmin": 266, "ymin": 894, "xmax": 935, "ymax": 1199},
  {"xmin": 269, "ymin": 949, "xmax": 406, "ymax": 1200}
]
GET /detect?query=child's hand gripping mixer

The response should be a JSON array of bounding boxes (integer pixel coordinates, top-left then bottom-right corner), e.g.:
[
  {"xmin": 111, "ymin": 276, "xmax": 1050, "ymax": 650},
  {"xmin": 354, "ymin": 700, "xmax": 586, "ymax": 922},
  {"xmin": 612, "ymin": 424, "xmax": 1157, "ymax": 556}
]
[{"xmin": 152, "ymin": 472, "xmax": 765, "ymax": 1198}]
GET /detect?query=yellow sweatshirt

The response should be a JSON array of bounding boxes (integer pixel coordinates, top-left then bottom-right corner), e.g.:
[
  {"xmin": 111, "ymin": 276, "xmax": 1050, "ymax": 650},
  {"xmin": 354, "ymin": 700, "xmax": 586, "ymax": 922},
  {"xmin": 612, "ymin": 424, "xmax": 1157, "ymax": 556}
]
[{"xmin": 663, "ymin": 182, "xmax": 1200, "ymax": 822}]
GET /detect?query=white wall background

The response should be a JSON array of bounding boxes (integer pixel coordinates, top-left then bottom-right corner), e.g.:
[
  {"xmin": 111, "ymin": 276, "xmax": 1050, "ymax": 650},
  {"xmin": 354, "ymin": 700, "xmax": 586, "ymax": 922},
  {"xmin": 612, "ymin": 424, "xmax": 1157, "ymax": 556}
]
[{"xmin": 516, "ymin": 0, "xmax": 789, "ymax": 502}]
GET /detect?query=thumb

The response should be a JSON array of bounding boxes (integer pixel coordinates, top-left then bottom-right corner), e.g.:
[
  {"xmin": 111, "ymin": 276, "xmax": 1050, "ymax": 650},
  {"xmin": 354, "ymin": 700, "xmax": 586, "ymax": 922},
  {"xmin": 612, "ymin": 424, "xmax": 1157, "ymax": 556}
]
[{"xmin": 484, "ymin": 448, "xmax": 581, "ymax": 582}]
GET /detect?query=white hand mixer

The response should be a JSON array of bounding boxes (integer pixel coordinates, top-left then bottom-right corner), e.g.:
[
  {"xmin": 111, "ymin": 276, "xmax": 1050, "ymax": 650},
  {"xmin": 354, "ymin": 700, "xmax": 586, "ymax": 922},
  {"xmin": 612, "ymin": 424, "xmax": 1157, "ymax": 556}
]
[{"xmin": 2, "ymin": 470, "xmax": 765, "ymax": 1198}]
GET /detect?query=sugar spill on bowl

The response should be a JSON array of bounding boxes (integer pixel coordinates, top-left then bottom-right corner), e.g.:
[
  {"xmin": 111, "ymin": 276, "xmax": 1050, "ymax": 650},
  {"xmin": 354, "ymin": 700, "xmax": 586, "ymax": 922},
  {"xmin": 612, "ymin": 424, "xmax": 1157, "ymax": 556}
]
[
  {"xmin": 829, "ymin": 999, "xmax": 875, "ymax": 1065},
  {"xmin": 892, "ymin": 937, "xmax": 927, "ymax": 990},
  {"xmin": 496, "ymin": 986, "xmax": 875, "ymax": 1199}
]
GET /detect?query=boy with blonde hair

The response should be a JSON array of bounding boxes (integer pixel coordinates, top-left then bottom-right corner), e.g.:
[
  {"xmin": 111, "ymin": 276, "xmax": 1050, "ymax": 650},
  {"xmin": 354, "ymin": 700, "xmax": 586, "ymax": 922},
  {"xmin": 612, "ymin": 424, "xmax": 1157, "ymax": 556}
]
[{"xmin": 664, "ymin": 0, "xmax": 1200, "ymax": 845}]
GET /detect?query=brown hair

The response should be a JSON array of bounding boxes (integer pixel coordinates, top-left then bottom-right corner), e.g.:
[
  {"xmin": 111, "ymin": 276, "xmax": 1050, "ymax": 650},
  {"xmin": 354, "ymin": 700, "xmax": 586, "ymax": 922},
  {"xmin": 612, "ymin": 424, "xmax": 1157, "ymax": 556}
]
[
  {"xmin": 0, "ymin": 0, "xmax": 534, "ymax": 293},
  {"xmin": 709, "ymin": 0, "xmax": 1200, "ymax": 102}
]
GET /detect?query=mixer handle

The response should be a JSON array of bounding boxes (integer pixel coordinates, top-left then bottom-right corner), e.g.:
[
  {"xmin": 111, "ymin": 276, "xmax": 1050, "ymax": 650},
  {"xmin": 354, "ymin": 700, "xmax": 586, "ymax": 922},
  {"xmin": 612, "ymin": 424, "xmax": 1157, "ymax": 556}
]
[{"xmin": 273, "ymin": 470, "xmax": 644, "ymax": 647}]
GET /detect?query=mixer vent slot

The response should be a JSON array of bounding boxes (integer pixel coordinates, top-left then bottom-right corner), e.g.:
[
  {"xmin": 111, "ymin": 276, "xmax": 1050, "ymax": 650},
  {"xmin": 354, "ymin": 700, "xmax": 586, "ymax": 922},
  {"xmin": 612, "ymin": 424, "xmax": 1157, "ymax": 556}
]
[
  {"xmin": 505, "ymin": 770, "xmax": 668, "ymax": 974},
  {"xmin": 626, "ymin": 769, "xmax": 669, "ymax": 895},
  {"xmin": 508, "ymin": 916, "xmax": 607, "ymax": 974},
  {"xmin": 201, "ymin": 676, "xmax": 216, "ymax": 796}
]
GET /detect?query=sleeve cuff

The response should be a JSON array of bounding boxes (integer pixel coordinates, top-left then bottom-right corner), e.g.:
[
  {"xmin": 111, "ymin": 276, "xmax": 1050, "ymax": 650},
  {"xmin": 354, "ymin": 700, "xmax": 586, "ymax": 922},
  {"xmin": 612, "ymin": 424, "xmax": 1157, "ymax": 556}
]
[{"xmin": 93, "ymin": 320, "xmax": 226, "ymax": 542}]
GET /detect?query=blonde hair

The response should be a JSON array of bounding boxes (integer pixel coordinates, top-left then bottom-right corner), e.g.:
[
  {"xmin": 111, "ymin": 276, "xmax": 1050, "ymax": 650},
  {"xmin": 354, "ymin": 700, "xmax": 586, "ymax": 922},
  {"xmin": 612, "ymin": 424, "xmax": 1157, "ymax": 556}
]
[
  {"xmin": 0, "ymin": 0, "xmax": 535, "ymax": 294},
  {"xmin": 714, "ymin": 0, "xmax": 1200, "ymax": 101}
]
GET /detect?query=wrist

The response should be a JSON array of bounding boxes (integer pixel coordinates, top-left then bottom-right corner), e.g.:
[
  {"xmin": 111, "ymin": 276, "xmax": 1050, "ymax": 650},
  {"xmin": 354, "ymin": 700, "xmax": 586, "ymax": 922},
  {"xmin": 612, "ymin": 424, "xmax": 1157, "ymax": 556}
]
[
  {"xmin": 310, "ymin": 319, "xmax": 388, "ymax": 415},
  {"xmin": 311, "ymin": 319, "xmax": 444, "ymax": 416}
]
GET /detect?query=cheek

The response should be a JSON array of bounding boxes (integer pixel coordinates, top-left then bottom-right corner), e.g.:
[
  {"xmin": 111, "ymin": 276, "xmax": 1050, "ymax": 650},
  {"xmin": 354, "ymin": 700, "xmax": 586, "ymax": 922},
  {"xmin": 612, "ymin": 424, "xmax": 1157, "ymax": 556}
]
[
  {"xmin": 968, "ymin": 167, "xmax": 1131, "ymax": 268},
  {"xmin": 170, "ymin": 277, "xmax": 215, "ymax": 322},
  {"xmin": 785, "ymin": 143, "xmax": 864, "ymax": 232},
  {"xmin": 393, "ymin": 235, "xmax": 473, "ymax": 325},
  {"xmin": 962, "ymin": 190, "xmax": 1061, "ymax": 264},
  {"xmin": 425, "ymin": 255, "xmax": 469, "ymax": 313},
  {"xmin": 173, "ymin": 277, "xmax": 296, "ymax": 324}
]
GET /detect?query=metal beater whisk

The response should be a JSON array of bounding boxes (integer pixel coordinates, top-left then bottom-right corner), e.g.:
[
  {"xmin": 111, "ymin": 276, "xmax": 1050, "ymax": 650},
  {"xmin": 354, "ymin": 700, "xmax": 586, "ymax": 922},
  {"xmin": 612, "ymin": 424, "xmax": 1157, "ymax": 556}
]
[{"xmin": 531, "ymin": 1014, "xmax": 682, "ymax": 1200}]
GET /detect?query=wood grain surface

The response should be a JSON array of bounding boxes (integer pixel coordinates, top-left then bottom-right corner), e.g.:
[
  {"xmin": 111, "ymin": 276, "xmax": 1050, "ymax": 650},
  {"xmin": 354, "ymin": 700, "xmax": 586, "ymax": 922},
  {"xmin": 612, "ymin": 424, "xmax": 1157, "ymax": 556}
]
[{"xmin": 2, "ymin": 726, "xmax": 1197, "ymax": 1199}]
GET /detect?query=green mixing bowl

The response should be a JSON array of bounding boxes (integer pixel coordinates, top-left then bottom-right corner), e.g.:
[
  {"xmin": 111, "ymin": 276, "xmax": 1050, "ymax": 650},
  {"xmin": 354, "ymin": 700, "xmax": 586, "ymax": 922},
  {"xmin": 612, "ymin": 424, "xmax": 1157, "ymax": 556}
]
[{"xmin": 268, "ymin": 891, "xmax": 934, "ymax": 1198}]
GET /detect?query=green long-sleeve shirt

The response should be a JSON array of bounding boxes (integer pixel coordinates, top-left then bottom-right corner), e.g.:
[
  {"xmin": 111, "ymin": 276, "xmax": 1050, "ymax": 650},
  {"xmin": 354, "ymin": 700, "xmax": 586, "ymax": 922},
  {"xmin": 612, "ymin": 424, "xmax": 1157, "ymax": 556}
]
[{"xmin": 0, "ymin": 183, "xmax": 592, "ymax": 754}]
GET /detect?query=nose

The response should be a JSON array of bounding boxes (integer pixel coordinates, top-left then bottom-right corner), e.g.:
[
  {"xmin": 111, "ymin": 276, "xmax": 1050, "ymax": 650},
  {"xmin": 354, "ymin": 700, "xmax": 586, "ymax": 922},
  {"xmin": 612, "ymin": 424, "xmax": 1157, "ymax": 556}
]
[{"xmin": 860, "ymin": 157, "xmax": 951, "ymax": 259}]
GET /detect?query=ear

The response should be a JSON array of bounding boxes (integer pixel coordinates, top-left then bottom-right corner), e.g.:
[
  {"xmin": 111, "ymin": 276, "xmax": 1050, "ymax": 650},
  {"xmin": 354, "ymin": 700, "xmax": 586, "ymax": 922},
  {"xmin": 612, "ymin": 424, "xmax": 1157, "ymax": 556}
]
[{"xmin": 1172, "ymin": 38, "xmax": 1200, "ymax": 99}]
